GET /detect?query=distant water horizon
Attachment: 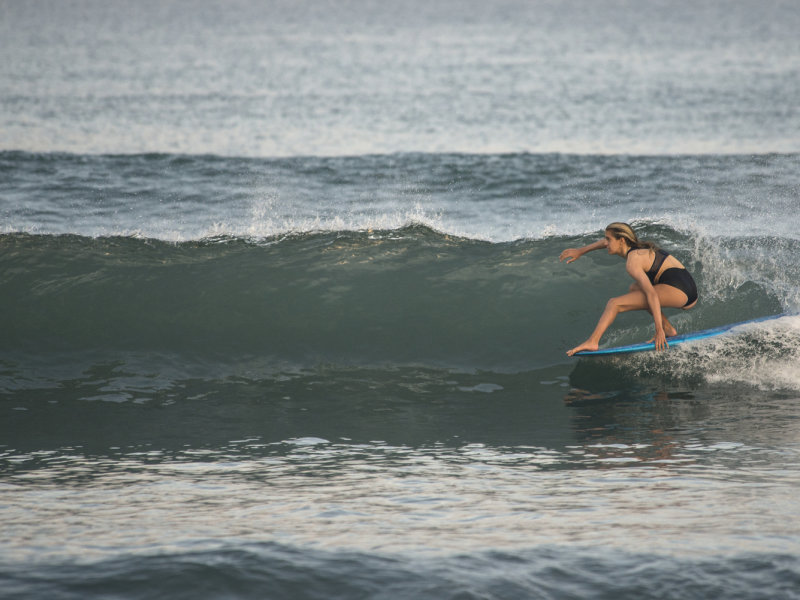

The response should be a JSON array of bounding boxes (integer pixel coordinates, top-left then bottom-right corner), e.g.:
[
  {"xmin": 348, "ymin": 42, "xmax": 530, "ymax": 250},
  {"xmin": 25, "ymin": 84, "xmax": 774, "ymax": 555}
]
[{"xmin": 2, "ymin": 0, "xmax": 799, "ymax": 158}]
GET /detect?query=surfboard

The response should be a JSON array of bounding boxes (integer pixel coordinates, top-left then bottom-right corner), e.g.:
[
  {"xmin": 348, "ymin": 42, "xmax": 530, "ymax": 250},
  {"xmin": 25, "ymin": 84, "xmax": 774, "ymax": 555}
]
[{"xmin": 574, "ymin": 313, "xmax": 787, "ymax": 356}]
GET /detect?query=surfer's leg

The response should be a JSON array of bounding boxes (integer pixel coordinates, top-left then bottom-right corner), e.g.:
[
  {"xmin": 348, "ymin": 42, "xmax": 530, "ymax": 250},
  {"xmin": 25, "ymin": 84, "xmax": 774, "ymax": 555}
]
[
  {"xmin": 567, "ymin": 290, "xmax": 650, "ymax": 356},
  {"xmin": 653, "ymin": 284, "xmax": 690, "ymax": 310},
  {"xmin": 643, "ymin": 285, "xmax": 693, "ymax": 343},
  {"xmin": 567, "ymin": 285, "xmax": 694, "ymax": 356},
  {"xmin": 629, "ymin": 282, "xmax": 677, "ymax": 336}
]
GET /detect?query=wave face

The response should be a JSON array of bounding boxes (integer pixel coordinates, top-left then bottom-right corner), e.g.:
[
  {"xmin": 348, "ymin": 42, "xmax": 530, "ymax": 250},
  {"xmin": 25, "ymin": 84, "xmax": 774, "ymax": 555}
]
[
  {"xmin": 1, "ymin": 225, "xmax": 795, "ymax": 379},
  {"xmin": 3, "ymin": 227, "xmax": 569, "ymax": 369}
]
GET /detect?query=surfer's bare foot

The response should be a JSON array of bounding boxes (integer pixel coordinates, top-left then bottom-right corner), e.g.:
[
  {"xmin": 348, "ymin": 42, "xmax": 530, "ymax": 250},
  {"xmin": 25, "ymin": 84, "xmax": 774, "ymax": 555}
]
[
  {"xmin": 567, "ymin": 341, "xmax": 599, "ymax": 356},
  {"xmin": 662, "ymin": 317, "xmax": 677, "ymax": 337},
  {"xmin": 649, "ymin": 324, "xmax": 677, "ymax": 343}
]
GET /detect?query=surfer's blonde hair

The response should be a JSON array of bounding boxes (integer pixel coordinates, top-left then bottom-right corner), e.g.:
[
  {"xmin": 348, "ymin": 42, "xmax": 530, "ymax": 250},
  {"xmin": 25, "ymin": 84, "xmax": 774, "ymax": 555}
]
[{"xmin": 605, "ymin": 222, "xmax": 658, "ymax": 251}]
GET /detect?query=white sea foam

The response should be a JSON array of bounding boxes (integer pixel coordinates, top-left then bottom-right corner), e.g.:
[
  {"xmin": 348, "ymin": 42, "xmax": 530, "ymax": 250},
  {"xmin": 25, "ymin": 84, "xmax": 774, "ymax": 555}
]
[{"xmin": 630, "ymin": 315, "xmax": 800, "ymax": 392}]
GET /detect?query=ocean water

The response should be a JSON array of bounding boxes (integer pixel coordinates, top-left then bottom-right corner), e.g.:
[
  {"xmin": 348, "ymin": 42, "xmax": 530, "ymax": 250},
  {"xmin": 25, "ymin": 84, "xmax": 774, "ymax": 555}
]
[{"xmin": 2, "ymin": 1, "xmax": 800, "ymax": 599}]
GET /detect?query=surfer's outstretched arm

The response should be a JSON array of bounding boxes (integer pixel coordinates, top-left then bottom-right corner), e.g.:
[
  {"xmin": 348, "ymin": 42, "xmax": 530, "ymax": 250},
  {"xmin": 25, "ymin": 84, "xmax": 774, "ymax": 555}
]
[{"xmin": 559, "ymin": 239, "xmax": 608, "ymax": 263}]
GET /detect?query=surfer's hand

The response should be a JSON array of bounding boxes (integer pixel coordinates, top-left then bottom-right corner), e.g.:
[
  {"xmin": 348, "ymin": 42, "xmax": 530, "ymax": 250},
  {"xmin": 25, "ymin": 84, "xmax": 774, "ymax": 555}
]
[
  {"xmin": 653, "ymin": 329, "xmax": 668, "ymax": 351},
  {"xmin": 559, "ymin": 248, "xmax": 581, "ymax": 263}
]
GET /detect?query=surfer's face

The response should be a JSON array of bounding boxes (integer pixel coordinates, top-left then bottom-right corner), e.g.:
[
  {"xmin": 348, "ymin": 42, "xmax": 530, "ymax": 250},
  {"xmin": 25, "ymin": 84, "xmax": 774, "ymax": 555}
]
[{"xmin": 605, "ymin": 232, "xmax": 626, "ymax": 256}]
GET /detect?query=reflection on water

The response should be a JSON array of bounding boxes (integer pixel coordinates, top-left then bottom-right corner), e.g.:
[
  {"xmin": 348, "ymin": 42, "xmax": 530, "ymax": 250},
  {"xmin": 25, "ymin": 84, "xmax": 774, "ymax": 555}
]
[{"xmin": 4, "ymin": 434, "xmax": 798, "ymax": 565}]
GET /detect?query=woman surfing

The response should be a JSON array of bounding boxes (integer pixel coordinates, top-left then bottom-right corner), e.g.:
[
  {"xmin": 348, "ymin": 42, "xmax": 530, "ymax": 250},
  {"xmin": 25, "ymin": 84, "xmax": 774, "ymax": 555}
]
[{"xmin": 560, "ymin": 222, "xmax": 698, "ymax": 356}]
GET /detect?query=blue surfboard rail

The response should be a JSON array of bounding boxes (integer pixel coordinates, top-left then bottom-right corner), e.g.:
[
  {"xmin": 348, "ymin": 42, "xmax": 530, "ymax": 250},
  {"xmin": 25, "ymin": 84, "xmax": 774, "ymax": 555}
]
[{"xmin": 574, "ymin": 313, "xmax": 788, "ymax": 357}]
